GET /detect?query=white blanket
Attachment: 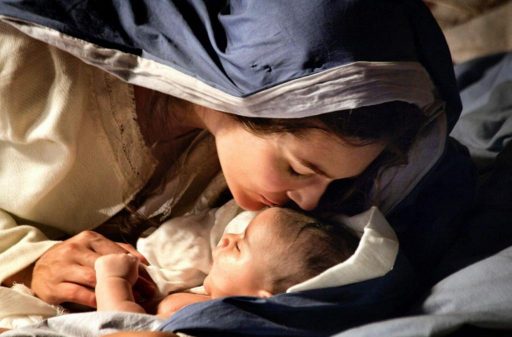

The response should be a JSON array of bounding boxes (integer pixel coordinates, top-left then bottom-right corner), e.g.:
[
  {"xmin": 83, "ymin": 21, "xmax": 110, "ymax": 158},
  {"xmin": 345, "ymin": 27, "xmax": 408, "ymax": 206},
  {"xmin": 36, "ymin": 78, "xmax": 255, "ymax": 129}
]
[
  {"xmin": 0, "ymin": 204, "xmax": 398, "ymax": 329},
  {"xmin": 0, "ymin": 312, "xmax": 166, "ymax": 337}
]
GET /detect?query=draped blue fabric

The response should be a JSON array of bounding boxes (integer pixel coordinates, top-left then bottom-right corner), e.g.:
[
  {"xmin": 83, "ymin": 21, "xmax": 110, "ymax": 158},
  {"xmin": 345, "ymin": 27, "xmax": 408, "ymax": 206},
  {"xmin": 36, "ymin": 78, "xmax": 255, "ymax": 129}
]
[{"xmin": 0, "ymin": 0, "xmax": 461, "ymax": 127}]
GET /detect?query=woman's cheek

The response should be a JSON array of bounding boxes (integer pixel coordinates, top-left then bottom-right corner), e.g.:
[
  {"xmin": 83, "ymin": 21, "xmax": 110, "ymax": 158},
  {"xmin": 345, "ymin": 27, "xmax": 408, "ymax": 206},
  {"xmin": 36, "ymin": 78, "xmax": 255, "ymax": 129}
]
[{"xmin": 260, "ymin": 169, "xmax": 291, "ymax": 193}]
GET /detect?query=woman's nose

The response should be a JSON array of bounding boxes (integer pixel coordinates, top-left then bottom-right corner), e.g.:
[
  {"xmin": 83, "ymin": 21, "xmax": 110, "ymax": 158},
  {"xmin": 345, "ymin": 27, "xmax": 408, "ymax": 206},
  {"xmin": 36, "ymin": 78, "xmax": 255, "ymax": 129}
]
[{"xmin": 286, "ymin": 180, "xmax": 329, "ymax": 211}]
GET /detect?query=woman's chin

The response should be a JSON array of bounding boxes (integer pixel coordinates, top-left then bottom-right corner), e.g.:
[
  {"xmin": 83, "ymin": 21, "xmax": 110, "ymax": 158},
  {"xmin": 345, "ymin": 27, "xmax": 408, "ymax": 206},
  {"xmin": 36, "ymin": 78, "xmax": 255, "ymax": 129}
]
[{"xmin": 233, "ymin": 194, "xmax": 266, "ymax": 211}]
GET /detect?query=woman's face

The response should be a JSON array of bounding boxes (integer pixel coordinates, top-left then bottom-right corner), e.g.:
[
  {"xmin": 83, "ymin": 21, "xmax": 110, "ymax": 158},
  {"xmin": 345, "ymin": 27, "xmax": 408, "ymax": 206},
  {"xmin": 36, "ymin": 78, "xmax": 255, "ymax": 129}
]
[{"xmin": 215, "ymin": 124, "xmax": 385, "ymax": 211}]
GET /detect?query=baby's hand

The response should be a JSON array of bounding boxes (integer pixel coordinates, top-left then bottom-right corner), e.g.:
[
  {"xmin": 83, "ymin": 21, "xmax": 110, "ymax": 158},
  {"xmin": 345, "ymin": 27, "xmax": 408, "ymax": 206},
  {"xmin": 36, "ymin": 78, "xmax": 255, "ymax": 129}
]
[{"xmin": 95, "ymin": 253, "xmax": 140, "ymax": 285}]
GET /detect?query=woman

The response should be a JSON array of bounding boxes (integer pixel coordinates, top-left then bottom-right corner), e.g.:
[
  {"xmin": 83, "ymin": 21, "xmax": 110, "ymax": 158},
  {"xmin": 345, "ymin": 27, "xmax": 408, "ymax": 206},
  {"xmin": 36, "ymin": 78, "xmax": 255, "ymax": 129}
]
[{"xmin": 0, "ymin": 0, "xmax": 476, "ymax": 335}]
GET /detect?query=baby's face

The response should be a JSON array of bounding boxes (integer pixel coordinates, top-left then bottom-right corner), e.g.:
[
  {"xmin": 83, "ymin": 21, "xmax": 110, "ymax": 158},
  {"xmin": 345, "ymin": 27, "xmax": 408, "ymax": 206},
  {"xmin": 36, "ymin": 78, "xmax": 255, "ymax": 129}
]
[{"xmin": 203, "ymin": 207, "xmax": 284, "ymax": 298}]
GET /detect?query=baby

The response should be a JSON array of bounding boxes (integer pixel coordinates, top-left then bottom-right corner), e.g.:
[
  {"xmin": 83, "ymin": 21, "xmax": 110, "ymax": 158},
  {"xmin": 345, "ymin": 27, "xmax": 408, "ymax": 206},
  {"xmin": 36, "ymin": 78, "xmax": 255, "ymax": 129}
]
[{"xmin": 95, "ymin": 207, "xmax": 358, "ymax": 317}]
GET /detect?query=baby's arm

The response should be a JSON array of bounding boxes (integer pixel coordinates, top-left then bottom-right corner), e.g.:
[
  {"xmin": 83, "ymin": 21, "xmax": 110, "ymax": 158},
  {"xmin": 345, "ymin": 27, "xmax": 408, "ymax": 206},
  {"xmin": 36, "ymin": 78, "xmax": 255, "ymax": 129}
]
[
  {"xmin": 95, "ymin": 254, "xmax": 146, "ymax": 313},
  {"xmin": 156, "ymin": 292, "xmax": 211, "ymax": 318}
]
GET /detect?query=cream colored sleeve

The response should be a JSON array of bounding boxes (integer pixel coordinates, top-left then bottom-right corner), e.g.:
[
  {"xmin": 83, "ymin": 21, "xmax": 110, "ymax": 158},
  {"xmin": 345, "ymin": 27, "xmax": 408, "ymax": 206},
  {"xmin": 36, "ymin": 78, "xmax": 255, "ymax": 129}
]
[
  {"xmin": 0, "ymin": 22, "xmax": 155, "ymax": 281},
  {"xmin": 0, "ymin": 211, "xmax": 58, "ymax": 284}
]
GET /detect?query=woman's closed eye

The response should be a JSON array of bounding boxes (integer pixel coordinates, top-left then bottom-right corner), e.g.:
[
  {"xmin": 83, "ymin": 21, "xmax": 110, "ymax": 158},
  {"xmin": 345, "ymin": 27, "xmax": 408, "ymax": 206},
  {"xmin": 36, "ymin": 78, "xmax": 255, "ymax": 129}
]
[
  {"xmin": 288, "ymin": 164, "xmax": 310, "ymax": 177},
  {"xmin": 288, "ymin": 166, "xmax": 301, "ymax": 176}
]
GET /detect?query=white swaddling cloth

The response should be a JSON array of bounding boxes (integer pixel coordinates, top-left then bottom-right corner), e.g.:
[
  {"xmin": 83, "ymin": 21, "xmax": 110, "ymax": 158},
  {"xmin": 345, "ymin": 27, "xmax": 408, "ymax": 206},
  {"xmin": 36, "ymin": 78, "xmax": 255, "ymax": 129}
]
[
  {"xmin": 136, "ymin": 200, "xmax": 244, "ymax": 296},
  {"xmin": 287, "ymin": 207, "xmax": 398, "ymax": 292}
]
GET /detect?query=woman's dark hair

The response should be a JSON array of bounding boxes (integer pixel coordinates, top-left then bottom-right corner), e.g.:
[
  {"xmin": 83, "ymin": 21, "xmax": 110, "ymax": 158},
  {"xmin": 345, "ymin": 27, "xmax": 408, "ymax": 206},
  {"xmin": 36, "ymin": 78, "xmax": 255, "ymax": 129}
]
[{"xmin": 230, "ymin": 101, "xmax": 427, "ymax": 214}]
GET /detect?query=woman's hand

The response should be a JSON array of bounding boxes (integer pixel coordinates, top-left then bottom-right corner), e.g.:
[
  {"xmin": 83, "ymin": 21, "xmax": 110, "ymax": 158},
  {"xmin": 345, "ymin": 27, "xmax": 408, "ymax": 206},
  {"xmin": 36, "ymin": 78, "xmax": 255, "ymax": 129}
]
[{"xmin": 31, "ymin": 231, "xmax": 153, "ymax": 308}]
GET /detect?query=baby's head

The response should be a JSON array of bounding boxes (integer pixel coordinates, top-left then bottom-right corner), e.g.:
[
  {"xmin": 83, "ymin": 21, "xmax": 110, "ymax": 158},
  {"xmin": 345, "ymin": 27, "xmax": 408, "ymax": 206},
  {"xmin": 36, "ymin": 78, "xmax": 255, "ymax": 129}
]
[{"xmin": 203, "ymin": 207, "xmax": 358, "ymax": 298}]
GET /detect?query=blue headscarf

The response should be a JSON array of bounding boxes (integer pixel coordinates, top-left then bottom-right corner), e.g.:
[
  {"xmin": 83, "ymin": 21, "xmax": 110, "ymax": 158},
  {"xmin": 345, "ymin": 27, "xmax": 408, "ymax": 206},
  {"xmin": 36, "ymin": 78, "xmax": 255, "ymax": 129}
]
[{"xmin": 0, "ymin": 0, "xmax": 460, "ymax": 127}]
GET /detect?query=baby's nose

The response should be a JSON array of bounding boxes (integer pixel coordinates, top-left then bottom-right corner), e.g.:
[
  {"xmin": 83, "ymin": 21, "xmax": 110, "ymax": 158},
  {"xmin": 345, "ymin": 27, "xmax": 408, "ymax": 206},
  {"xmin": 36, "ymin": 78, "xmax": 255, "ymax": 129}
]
[
  {"xmin": 216, "ymin": 236, "xmax": 228, "ymax": 249},
  {"xmin": 217, "ymin": 233, "xmax": 237, "ymax": 248}
]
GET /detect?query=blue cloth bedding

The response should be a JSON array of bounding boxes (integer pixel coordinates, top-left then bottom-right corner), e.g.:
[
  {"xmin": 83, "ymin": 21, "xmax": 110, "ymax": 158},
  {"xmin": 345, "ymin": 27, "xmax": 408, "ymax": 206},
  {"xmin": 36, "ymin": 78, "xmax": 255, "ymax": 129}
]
[
  {"xmin": 451, "ymin": 52, "xmax": 512, "ymax": 168},
  {"xmin": 334, "ymin": 245, "xmax": 512, "ymax": 337}
]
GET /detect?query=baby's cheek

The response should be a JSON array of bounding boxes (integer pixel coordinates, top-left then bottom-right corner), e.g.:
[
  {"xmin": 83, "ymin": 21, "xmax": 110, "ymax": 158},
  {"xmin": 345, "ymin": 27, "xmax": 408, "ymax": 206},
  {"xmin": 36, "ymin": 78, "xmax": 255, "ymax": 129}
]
[
  {"xmin": 202, "ymin": 274, "xmax": 211, "ymax": 294},
  {"xmin": 202, "ymin": 269, "xmax": 226, "ymax": 299}
]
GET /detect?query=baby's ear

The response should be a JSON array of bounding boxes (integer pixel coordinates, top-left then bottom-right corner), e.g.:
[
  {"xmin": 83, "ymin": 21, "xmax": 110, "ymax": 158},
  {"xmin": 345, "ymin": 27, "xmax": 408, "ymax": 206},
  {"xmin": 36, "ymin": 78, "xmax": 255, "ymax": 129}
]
[{"xmin": 257, "ymin": 289, "xmax": 273, "ymax": 298}]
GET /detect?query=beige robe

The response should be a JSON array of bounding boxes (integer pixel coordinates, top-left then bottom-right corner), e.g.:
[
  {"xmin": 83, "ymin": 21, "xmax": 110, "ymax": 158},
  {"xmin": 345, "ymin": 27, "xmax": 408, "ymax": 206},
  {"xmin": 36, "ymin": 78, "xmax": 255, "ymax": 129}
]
[{"xmin": 0, "ymin": 21, "xmax": 156, "ymax": 283}]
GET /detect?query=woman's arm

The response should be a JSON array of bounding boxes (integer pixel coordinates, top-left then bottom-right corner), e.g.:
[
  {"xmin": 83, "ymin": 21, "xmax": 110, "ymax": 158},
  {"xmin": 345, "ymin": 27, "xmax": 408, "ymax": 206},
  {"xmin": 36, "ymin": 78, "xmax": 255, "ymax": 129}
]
[
  {"xmin": 0, "ymin": 210, "xmax": 58, "ymax": 288},
  {"xmin": 0, "ymin": 20, "xmax": 156, "ymax": 309}
]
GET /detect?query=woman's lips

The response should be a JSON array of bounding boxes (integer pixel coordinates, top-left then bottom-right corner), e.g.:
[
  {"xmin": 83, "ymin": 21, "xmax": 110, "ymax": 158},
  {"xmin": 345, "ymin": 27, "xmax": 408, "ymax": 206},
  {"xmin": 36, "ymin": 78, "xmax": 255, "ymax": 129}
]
[{"xmin": 261, "ymin": 195, "xmax": 281, "ymax": 207}]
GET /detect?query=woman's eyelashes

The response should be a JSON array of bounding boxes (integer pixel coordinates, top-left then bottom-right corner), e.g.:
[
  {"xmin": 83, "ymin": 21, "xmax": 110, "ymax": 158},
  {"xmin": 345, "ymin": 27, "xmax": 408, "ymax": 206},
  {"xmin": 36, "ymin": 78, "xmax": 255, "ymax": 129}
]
[
  {"xmin": 288, "ymin": 166, "xmax": 301, "ymax": 176},
  {"xmin": 288, "ymin": 164, "xmax": 312, "ymax": 178}
]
